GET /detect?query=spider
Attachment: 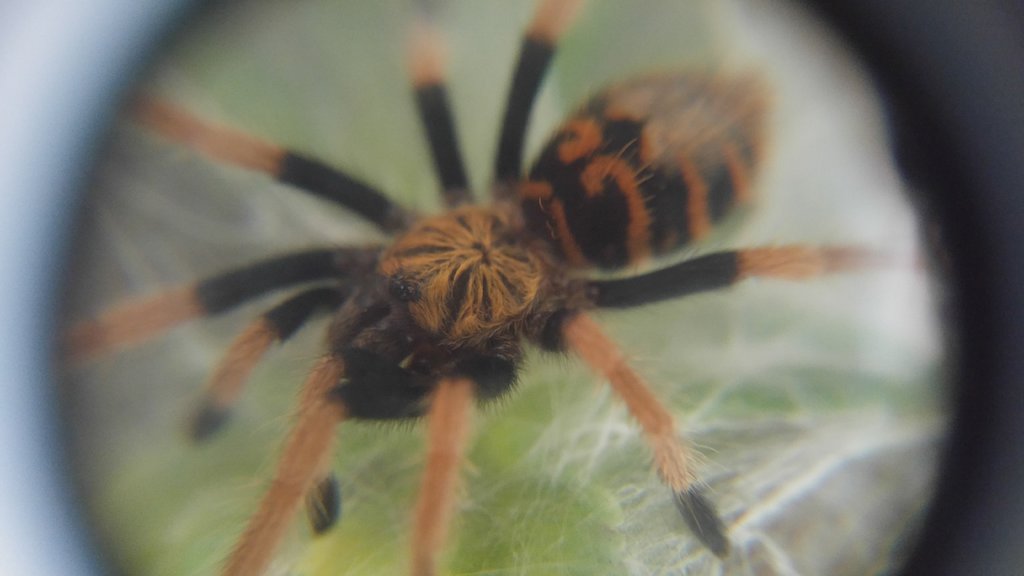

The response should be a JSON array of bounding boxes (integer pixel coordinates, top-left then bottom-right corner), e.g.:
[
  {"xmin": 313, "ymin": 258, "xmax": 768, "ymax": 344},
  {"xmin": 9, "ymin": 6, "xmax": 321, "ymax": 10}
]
[{"xmin": 66, "ymin": 1, "xmax": 891, "ymax": 575}]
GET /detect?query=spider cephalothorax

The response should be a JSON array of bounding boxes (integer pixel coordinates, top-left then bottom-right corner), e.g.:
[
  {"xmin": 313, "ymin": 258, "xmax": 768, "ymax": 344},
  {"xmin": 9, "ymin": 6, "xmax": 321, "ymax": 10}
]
[
  {"xmin": 378, "ymin": 203, "xmax": 563, "ymax": 348},
  {"xmin": 324, "ymin": 202, "xmax": 584, "ymax": 421},
  {"xmin": 67, "ymin": 1, "xmax": 890, "ymax": 575}
]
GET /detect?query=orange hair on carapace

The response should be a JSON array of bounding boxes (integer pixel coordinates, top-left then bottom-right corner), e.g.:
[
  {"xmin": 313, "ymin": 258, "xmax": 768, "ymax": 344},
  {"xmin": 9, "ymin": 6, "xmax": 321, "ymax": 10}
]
[{"xmin": 379, "ymin": 205, "xmax": 550, "ymax": 346}]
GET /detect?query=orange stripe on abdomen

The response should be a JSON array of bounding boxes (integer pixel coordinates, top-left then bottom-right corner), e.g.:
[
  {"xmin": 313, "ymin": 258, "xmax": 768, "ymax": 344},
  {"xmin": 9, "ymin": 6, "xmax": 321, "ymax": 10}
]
[
  {"xmin": 678, "ymin": 155, "xmax": 711, "ymax": 240},
  {"xmin": 548, "ymin": 198, "xmax": 588, "ymax": 267},
  {"xmin": 580, "ymin": 156, "xmax": 652, "ymax": 263},
  {"xmin": 519, "ymin": 180, "xmax": 554, "ymax": 201},
  {"xmin": 557, "ymin": 118, "xmax": 603, "ymax": 164}
]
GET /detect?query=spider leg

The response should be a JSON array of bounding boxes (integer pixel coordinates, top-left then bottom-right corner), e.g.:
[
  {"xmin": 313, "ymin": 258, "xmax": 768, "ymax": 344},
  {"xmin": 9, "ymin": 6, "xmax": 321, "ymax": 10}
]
[
  {"xmin": 407, "ymin": 5, "xmax": 471, "ymax": 207},
  {"xmin": 190, "ymin": 286, "xmax": 349, "ymax": 442},
  {"xmin": 588, "ymin": 245, "xmax": 895, "ymax": 308},
  {"xmin": 132, "ymin": 97, "xmax": 412, "ymax": 232},
  {"xmin": 223, "ymin": 349, "xmax": 433, "ymax": 576},
  {"xmin": 306, "ymin": 470, "xmax": 342, "ymax": 535},
  {"xmin": 561, "ymin": 313, "xmax": 730, "ymax": 557},
  {"xmin": 404, "ymin": 351, "xmax": 517, "ymax": 576},
  {"xmin": 494, "ymin": 0, "xmax": 585, "ymax": 193},
  {"xmin": 222, "ymin": 356, "xmax": 347, "ymax": 576},
  {"xmin": 410, "ymin": 376, "xmax": 475, "ymax": 576},
  {"xmin": 67, "ymin": 247, "xmax": 378, "ymax": 360}
]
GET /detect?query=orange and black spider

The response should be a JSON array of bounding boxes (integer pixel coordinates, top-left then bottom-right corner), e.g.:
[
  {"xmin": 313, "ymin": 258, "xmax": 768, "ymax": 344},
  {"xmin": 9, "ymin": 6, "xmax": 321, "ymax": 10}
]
[{"xmin": 67, "ymin": 1, "xmax": 889, "ymax": 575}]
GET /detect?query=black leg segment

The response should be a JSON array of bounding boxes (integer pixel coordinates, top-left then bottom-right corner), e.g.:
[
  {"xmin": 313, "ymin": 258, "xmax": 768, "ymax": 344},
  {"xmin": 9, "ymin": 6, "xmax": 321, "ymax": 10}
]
[
  {"xmin": 588, "ymin": 251, "xmax": 740, "ymax": 308},
  {"xmin": 132, "ymin": 97, "xmax": 411, "ymax": 233},
  {"xmin": 589, "ymin": 245, "xmax": 888, "ymax": 308},
  {"xmin": 307, "ymin": 472, "xmax": 342, "ymax": 535},
  {"xmin": 674, "ymin": 487, "xmax": 731, "ymax": 558},
  {"xmin": 264, "ymin": 286, "xmax": 349, "ymax": 341},
  {"xmin": 493, "ymin": 0, "xmax": 585, "ymax": 195},
  {"xmin": 277, "ymin": 153, "xmax": 412, "ymax": 232},
  {"xmin": 494, "ymin": 37, "xmax": 555, "ymax": 185},
  {"xmin": 195, "ymin": 248, "xmax": 378, "ymax": 315},
  {"xmin": 190, "ymin": 402, "xmax": 233, "ymax": 444},
  {"xmin": 189, "ymin": 285, "xmax": 352, "ymax": 443},
  {"xmin": 536, "ymin": 308, "xmax": 576, "ymax": 352},
  {"xmin": 414, "ymin": 83, "xmax": 472, "ymax": 206},
  {"xmin": 407, "ymin": 10, "xmax": 472, "ymax": 207}
]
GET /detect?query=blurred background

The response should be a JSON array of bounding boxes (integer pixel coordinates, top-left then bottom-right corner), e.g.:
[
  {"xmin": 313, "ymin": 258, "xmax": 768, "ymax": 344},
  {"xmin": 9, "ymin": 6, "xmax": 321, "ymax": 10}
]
[{"xmin": 4, "ymin": 0, "xmax": 1023, "ymax": 575}]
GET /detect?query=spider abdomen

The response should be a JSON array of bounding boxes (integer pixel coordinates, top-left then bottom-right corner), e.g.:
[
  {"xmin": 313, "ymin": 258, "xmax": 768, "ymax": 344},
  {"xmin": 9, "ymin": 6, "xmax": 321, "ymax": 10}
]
[{"xmin": 520, "ymin": 72, "xmax": 770, "ymax": 269}]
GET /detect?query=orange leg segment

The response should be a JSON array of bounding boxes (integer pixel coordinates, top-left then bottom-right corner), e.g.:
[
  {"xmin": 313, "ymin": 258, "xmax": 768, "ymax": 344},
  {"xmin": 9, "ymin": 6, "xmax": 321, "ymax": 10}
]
[
  {"xmin": 66, "ymin": 249, "xmax": 349, "ymax": 362},
  {"xmin": 736, "ymin": 245, "xmax": 892, "ymax": 280},
  {"xmin": 66, "ymin": 285, "xmax": 204, "ymax": 361},
  {"xmin": 133, "ymin": 96, "xmax": 285, "ymax": 175},
  {"xmin": 189, "ymin": 318, "xmax": 277, "ymax": 441},
  {"xmin": 411, "ymin": 377, "xmax": 475, "ymax": 576},
  {"xmin": 132, "ymin": 97, "xmax": 412, "ymax": 232},
  {"xmin": 563, "ymin": 313, "xmax": 730, "ymax": 557},
  {"xmin": 222, "ymin": 356, "xmax": 347, "ymax": 576},
  {"xmin": 527, "ymin": 0, "xmax": 586, "ymax": 44}
]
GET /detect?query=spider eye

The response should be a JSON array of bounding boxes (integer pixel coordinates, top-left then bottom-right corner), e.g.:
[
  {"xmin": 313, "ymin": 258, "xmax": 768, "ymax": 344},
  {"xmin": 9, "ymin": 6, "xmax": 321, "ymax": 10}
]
[{"xmin": 389, "ymin": 276, "xmax": 421, "ymax": 302}]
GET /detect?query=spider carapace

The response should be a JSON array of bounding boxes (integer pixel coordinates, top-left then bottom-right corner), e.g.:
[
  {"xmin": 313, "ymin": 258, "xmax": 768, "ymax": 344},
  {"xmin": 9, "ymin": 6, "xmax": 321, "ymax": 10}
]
[{"xmin": 67, "ymin": 1, "xmax": 887, "ymax": 574}]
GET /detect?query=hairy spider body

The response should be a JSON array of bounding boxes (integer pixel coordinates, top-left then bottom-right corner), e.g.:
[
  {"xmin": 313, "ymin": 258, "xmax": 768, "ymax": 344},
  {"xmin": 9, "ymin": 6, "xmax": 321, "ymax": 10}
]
[
  {"xmin": 335, "ymin": 69, "xmax": 768, "ymax": 419},
  {"xmin": 522, "ymin": 72, "xmax": 768, "ymax": 267},
  {"xmin": 378, "ymin": 203, "xmax": 564, "ymax": 349},
  {"xmin": 68, "ymin": 2, "xmax": 892, "ymax": 574}
]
